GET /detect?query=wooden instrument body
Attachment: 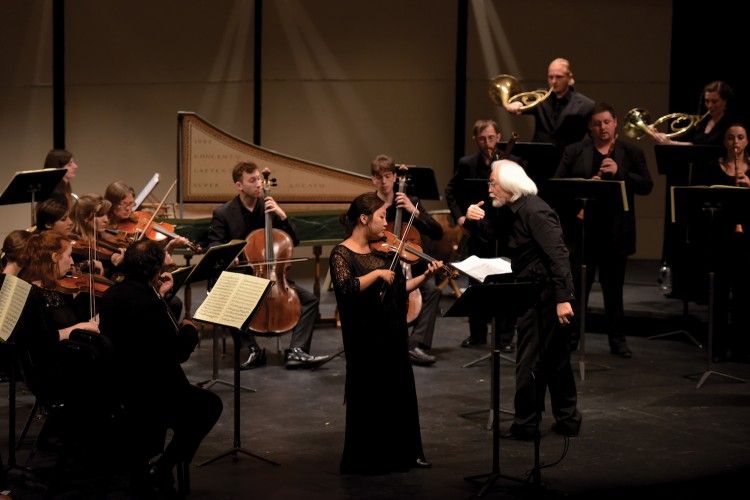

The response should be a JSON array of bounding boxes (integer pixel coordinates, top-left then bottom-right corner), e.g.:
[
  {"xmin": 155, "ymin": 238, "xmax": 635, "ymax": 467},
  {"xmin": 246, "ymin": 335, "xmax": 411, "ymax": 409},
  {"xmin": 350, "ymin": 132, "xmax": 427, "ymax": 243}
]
[
  {"xmin": 245, "ymin": 169, "xmax": 302, "ymax": 334},
  {"xmin": 389, "ymin": 168, "xmax": 422, "ymax": 325}
]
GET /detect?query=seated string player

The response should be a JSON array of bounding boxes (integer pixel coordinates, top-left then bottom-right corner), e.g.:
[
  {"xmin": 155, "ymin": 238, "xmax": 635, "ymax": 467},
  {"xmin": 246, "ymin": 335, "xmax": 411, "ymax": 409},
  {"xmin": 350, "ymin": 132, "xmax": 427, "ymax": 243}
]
[
  {"xmin": 207, "ymin": 160, "xmax": 329, "ymax": 369},
  {"xmin": 99, "ymin": 239, "xmax": 223, "ymax": 497},
  {"xmin": 370, "ymin": 154, "xmax": 444, "ymax": 365}
]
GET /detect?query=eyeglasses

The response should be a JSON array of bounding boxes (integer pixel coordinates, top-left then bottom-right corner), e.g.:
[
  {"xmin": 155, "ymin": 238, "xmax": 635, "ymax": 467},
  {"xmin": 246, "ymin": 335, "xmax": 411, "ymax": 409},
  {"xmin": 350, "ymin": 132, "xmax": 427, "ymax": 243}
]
[
  {"xmin": 487, "ymin": 181, "xmax": 499, "ymax": 188},
  {"xmin": 118, "ymin": 201, "xmax": 135, "ymax": 209}
]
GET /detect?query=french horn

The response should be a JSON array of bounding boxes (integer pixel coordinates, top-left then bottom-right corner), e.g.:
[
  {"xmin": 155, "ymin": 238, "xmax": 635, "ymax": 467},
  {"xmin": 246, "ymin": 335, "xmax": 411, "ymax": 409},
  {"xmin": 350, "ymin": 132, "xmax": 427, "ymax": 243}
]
[
  {"xmin": 622, "ymin": 108, "xmax": 709, "ymax": 140},
  {"xmin": 488, "ymin": 74, "xmax": 552, "ymax": 112}
]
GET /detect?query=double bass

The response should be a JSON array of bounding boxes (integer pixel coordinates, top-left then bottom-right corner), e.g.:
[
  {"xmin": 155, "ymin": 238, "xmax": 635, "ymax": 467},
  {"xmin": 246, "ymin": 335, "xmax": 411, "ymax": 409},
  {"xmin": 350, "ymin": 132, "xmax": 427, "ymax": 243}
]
[
  {"xmin": 244, "ymin": 168, "xmax": 302, "ymax": 334},
  {"xmin": 389, "ymin": 166, "xmax": 422, "ymax": 324}
]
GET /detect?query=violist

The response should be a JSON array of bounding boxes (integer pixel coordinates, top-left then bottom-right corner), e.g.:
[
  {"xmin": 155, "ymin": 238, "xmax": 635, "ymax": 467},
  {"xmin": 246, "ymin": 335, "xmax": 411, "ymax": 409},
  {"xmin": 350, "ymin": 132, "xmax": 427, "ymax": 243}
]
[
  {"xmin": 104, "ymin": 179, "xmax": 187, "ymax": 319},
  {"xmin": 71, "ymin": 193, "xmax": 126, "ymax": 278},
  {"xmin": 19, "ymin": 232, "xmax": 100, "ymax": 340},
  {"xmin": 98, "ymin": 238, "xmax": 222, "ymax": 497}
]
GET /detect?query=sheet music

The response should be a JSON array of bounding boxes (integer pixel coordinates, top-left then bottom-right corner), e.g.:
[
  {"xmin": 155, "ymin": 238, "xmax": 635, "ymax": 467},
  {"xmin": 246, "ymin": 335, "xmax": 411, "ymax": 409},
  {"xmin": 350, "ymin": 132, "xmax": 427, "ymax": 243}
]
[
  {"xmin": 0, "ymin": 274, "xmax": 32, "ymax": 341},
  {"xmin": 193, "ymin": 271, "xmax": 272, "ymax": 330},
  {"xmin": 134, "ymin": 173, "xmax": 160, "ymax": 209},
  {"xmin": 451, "ymin": 255, "xmax": 512, "ymax": 283}
]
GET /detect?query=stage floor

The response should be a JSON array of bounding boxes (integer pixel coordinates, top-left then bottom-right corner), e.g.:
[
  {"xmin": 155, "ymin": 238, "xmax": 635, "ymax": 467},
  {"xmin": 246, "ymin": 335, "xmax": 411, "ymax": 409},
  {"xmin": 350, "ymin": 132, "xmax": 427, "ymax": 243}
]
[{"xmin": 2, "ymin": 259, "xmax": 750, "ymax": 499}]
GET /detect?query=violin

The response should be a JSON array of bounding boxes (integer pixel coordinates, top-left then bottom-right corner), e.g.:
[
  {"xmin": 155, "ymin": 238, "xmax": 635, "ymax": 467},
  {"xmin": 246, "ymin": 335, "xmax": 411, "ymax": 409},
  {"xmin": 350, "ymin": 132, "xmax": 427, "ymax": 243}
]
[
  {"xmin": 115, "ymin": 211, "xmax": 203, "ymax": 254},
  {"xmin": 70, "ymin": 234, "xmax": 125, "ymax": 261},
  {"xmin": 244, "ymin": 168, "xmax": 302, "ymax": 334},
  {"xmin": 57, "ymin": 271, "xmax": 115, "ymax": 297},
  {"xmin": 369, "ymin": 230, "xmax": 459, "ymax": 280}
]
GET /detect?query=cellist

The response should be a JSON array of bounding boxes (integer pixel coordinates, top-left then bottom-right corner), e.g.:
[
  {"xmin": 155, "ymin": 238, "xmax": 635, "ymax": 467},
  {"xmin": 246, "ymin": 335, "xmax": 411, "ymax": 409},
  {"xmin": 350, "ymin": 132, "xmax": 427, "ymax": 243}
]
[
  {"xmin": 206, "ymin": 161, "xmax": 329, "ymax": 370},
  {"xmin": 370, "ymin": 154, "xmax": 444, "ymax": 366}
]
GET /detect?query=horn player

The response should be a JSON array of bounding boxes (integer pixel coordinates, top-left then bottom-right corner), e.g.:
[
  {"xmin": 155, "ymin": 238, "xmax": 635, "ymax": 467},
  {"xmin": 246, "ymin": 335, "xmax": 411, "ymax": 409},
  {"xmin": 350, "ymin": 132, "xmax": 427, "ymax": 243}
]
[{"xmin": 503, "ymin": 57, "xmax": 594, "ymax": 161}]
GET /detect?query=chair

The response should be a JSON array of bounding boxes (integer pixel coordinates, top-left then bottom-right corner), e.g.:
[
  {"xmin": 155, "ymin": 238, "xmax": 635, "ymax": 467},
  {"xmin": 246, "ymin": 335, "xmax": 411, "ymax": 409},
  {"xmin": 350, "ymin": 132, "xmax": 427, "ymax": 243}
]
[{"xmin": 15, "ymin": 328, "xmax": 123, "ymax": 488}]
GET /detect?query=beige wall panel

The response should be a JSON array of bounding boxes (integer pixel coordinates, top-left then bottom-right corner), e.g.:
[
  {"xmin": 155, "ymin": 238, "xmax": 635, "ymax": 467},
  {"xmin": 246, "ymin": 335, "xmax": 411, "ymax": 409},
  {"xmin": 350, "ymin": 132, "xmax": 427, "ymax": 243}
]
[{"xmin": 0, "ymin": 0, "xmax": 674, "ymax": 262}]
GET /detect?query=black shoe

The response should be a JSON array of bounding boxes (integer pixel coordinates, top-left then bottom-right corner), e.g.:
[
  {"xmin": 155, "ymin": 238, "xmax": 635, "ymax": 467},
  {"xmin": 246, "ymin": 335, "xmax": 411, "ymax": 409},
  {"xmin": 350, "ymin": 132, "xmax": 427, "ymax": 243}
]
[
  {"xmin": 610, "ymin": 346, "xmax": 632, "ymax": 358},
  {"xmin": 148, "ymin": 463, "xmax": 182, "ymax": 499},
  {"xmin": 409, "ymin": 347, "xmax": 436, "ymax": 365},
  {"xmin": 461, "ymin": 336, "xmax": 487, "ymax": 348},
  {"xmin": 240, "ymin": 346, "xmax": 266, "ymax": 370},
  {"xmin": 499, "ymin": 344, "xmax": 515, "ymax": 353},
  {"xmin": 551, "ymin": 421, "xmax": 580, "ymax": 437},
  {"xmin": 414, "ymin": 458, "xmax": 432, "ymax": 469},
  {"xmin": 501, "ymin": 426, "xmax": 534, "ymax": 441},
  {"xmin": 284, "ymin": 347, "xmax": 329, "ymax": 368}
]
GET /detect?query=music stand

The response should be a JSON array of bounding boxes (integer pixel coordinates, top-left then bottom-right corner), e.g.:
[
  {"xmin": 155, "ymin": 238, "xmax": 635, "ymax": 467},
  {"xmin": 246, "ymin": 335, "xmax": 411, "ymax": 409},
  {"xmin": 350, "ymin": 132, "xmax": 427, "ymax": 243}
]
[
  {"xmin": 194, "ymin": 271, "xmax": 280, "ymax": 467},
  {"xmin": 400, "ymin": 166, "xmax": 441, "ymax": 200},
  {"xmin": 671, "ymin": 186, "xmax": 749, "ymax": 389},
  {"xmin": 462, "ymin": 272, "xmax": 516, "ymax": 371},
  {"xmin": 0, "ymin": 168, "xmax": 67, "ymax": 225},
  {"xmin": 191, "ymin": 241, "xmax": 255, "ymax": 392},
  {"xmin": 445, "ymin": 281, "xmax": 542, "ymax": 496},
  {"xmin": 655, "ymin": 145, "xmax": 722, "ymax": 303},
  {"xmin": 498, "ymin": 141, "xmax": 558, "ymax": 193},
  {"xmin": 545, "ymin": 178, "xmax": 622, "ymax": 380}
]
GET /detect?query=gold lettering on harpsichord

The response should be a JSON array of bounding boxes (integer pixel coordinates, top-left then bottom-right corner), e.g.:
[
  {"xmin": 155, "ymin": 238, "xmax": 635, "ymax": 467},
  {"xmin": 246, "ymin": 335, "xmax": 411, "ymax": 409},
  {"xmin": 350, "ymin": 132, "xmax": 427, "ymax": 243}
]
[
  {"xmin": 288, "ymin": 183, "xmax": 326, "ymax": 189},
  {"xmin": 193, "ymin": 153, "xmax": 242, "ymax": 160},
  {"xmin": 194, "ymin": 168, "xmax": 227, "ymax": 174}
]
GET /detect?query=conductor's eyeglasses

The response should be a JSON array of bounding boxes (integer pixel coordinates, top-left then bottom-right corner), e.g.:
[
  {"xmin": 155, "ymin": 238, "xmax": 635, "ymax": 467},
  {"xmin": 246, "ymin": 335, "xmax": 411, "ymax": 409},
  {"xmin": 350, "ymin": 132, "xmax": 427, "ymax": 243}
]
[{"xmin": 487, "ymin": 181, "xmax": 499, "ymax": 189}]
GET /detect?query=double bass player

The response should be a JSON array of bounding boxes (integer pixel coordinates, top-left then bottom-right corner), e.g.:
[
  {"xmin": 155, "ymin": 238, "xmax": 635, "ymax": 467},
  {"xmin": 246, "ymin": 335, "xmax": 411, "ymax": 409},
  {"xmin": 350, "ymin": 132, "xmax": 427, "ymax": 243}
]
[{"xmin": 207, "ymin": 161, "xmax": 330, "ymax": 369}]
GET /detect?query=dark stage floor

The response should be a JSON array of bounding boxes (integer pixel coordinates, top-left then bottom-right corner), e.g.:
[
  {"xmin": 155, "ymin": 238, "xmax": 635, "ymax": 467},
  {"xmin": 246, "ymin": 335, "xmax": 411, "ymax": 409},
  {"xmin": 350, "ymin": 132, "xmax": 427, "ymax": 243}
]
[{"xmin": 2, "ymin": 259, "xmax": 750, "ymax": 499}]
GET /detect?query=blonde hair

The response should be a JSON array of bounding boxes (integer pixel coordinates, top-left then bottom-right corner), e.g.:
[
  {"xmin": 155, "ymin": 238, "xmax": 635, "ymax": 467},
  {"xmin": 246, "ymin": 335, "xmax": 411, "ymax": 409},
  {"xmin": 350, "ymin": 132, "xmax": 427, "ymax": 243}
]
[{"xmin": 549, "ymin": 57, "xmax": 574, "ymax": 86}]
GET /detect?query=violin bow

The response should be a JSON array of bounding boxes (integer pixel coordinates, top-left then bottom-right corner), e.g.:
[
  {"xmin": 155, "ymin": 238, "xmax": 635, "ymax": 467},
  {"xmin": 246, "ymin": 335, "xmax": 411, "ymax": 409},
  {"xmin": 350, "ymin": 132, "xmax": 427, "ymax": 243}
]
[
  {"xmin": 134, "ymin": 180, "xmax": 177, "ymax": 242},
  {"xmin": 380, "ymin": 202, "xmax": 419, "ymax": 302}
]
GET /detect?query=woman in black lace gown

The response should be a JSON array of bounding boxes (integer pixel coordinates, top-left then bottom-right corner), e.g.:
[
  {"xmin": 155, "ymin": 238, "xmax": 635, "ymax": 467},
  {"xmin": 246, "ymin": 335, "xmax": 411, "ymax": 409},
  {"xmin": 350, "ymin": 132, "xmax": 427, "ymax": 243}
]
[{"xmin": 330, "ymin": 192, "xmax": 441, "ymax": 475}]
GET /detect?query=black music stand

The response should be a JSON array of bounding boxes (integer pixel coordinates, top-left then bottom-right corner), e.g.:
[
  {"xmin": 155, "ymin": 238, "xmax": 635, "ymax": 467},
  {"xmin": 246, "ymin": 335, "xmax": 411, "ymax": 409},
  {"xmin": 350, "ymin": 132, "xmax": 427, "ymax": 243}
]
[
  {"xmin": 672, "ymin": 186, "xmax": 749, "ymax": 389},
  {"xmin": 445, "ymin": 281, "xmax": 542, "ymax": 496},
  {"xmin": 191, "ymin": 241, "xmax": 254, "ymax": 392},
  {"xmin": 0, "ymin": 168, "xmax": 67, "ymax": 226},
  {"xmin": 499, "ymin": 141, "xmax": 558, "ymax": 191},
  {"xmin": 399, "ymin": 166, "xmax": 441, "ymax": 200},
  {"xmin": 545, "ymin": 178, "xmax": 622, "ymax": 380},
  {"xmin": 194, "ymin": 272, "xmax": 279, "ymax": 467},
  {"xmin": 655, "ymin": 145, "xmax": 723, "ymax": 303},
  {"xmin": 462, "ymin": 272, "xmax": 515, "ymax": 372}
]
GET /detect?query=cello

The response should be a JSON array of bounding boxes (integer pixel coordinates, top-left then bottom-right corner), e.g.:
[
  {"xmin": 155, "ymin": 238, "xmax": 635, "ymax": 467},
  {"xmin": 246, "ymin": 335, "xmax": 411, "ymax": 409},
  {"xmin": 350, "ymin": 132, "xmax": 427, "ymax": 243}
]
[
  {"xmin": 244, "ymin": 168, "xmax": 302, "ymax": 334},
  {"xmin": 389, "ymin": 166, "xmax": 422, "ymax": 324}
]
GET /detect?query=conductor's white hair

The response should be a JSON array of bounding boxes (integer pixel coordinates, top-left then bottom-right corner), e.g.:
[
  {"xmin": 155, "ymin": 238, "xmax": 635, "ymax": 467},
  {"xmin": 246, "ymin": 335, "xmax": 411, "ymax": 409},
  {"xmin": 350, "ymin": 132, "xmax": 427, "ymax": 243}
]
[{"xmin": 491, "ymin": 160, "xmax": 538, "ymax": 203}]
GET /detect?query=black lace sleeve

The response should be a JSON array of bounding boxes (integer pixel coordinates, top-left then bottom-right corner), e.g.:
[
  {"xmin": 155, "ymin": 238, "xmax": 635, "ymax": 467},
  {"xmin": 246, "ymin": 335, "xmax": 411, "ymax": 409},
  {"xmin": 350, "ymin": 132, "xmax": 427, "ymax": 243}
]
[{"xmin": 329, "ymin": 245, "xmax": 360, "ymax": 297}]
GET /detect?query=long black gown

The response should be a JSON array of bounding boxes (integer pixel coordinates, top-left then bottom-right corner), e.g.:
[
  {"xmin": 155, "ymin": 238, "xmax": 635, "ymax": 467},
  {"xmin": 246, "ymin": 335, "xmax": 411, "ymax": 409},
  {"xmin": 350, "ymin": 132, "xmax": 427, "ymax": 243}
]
[{"xmin": 329, "ymin": 244, "xmax": 426, "ymax": 475}]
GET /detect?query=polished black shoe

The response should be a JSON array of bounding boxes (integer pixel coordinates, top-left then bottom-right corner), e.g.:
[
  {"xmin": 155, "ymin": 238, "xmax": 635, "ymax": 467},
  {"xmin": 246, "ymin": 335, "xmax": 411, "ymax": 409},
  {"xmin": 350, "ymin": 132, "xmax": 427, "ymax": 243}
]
[
  {"xmin": 240, "ymin": 346, "xmax": 266, "ymax": 370},
  {"xmin": 409, "ymin": 347, "xmax": 436, "ymax": 365},
  {"xmin": 285, "ymin": 347, "xmax": 330, "ymax": 368},
  {"xmin": 610, "ymin": 346, "xmax": 632, "ymax": 358},
  {"xmin": 551, "ymin": 421, "xmax": 580, "ymax": 438},
  {"xmin": 414, "ymin": 458, "xmax": 432, "ymax": 469},
  {"xmin": 461, "ymin": 336, "xmax": 487, "ymax": 348}
]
